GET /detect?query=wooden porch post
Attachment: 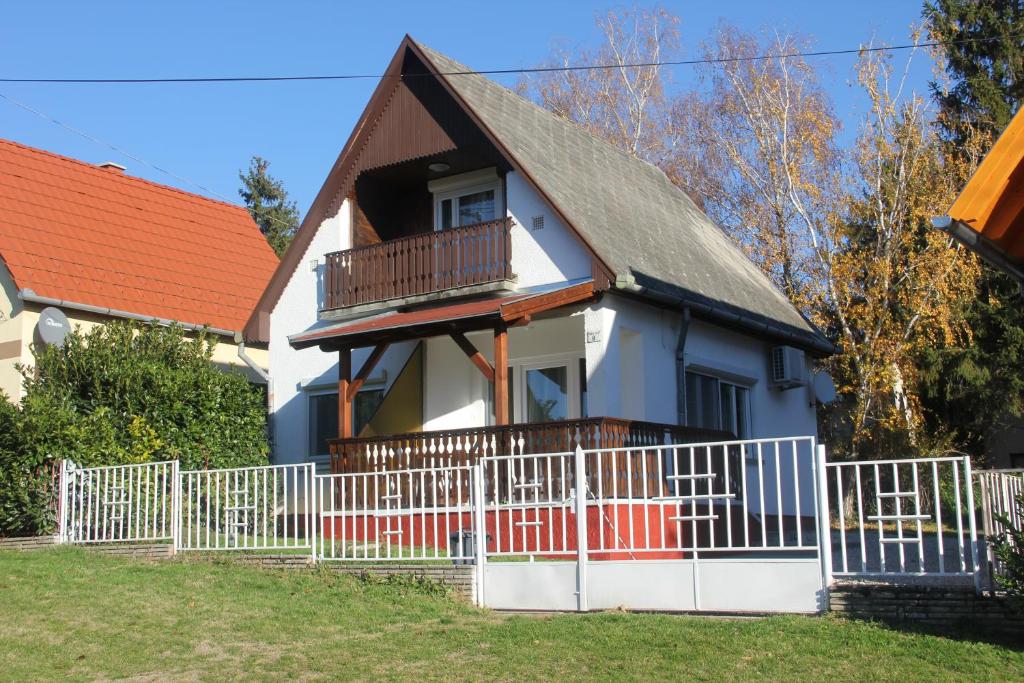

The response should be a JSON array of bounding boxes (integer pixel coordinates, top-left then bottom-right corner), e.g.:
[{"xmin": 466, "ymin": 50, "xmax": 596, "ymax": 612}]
[
  {"xmin": 338, "ymin": 347, "xmax": 353, "ymax": 439},
  {"xmin": 493, "ymin": 325, "xmax": 509, "ymax": 425}
]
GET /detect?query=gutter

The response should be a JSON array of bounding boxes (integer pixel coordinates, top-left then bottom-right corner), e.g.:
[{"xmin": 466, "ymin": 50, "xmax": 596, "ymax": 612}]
[
  {"xmin": 18, "ymin": 288, "xmax": 270, "ymax": 381},
  {"xmin": 675, "ymin": 306, "xmax": 691, "ymax": 427},
  {"xmin": 932, "ymin": 215, "xmax": 1024, "ymax": 285},
  {"xmin": 613, "ymin": 274, "xmax": 834, "ymax": 356}
]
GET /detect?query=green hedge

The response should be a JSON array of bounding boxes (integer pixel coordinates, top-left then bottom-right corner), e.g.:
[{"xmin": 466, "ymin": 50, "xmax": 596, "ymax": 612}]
[{"xmin": 0, "ymin": 321, "xmax": 270, "ymax": 536}]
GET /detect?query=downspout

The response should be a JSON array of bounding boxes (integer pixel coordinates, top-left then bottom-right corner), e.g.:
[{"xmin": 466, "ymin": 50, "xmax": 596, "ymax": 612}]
[
  {"xmin": 676, "ymin": 306, "xmax": 691, "ymax": 427},
  {"xmin": 236, "ymin": 339, "xmax": 270, "ymax": 383}
]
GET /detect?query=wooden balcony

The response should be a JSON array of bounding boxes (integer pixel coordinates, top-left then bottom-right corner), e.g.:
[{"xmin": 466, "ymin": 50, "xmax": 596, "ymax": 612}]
[
  {"xmin": 324, "ymin": 217, "xmax": 514, "ymax": 310},
  {"xmin": 328, "ymin": 417, "xmax": 730, "ymax": 474}
]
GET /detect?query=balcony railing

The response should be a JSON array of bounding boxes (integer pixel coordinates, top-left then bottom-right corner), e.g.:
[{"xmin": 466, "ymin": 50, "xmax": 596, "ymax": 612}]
[{"xmin": 324, "ymin": 217, "xmax": 514, "ymax": 310}]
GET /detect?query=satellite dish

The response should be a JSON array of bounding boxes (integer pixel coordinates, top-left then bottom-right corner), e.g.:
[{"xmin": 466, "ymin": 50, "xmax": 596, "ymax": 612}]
[
  {"xmin": 812, "ymin": 372, "xmax": 837, "ymax": 404},
  {"xmin": 36, "ymin": 307, "xmax": 70, "ymax": 348}
]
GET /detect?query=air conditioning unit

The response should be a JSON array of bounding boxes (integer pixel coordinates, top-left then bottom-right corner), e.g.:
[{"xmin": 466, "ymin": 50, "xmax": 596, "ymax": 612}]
[{"xmin": 769, "ymin": 345, "xmax": 805, "ymax": 390}]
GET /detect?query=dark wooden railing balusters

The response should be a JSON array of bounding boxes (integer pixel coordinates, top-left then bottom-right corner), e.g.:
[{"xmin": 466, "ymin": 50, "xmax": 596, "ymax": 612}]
[{"xmin": 323, "ymin": 218, "xmax": 514, "ymax": 309}]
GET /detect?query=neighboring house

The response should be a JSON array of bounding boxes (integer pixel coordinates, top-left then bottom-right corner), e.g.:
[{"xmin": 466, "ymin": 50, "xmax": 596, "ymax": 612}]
[
  {"xmin": 244, "ymin": 36, "xmax": 833, "ymax": 471},
  {"xmin": 935, "ymin": 105, "xmax": 1024, "ymax": 467},
  {"xmin": 936, "ymin": 105, "xmax": 1024, "ymax": 285},
  {"xmin": 0, "ymin": 138, "xmax": 279, "ymax": 401}
]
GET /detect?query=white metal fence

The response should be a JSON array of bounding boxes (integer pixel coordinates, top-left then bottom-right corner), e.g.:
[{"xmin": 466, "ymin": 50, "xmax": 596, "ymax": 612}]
[
  {"xmin": 177, "ymin": 463, "xmax": 315, "ymax": 553},
  {"xmin": 316, "ymin": 464, "xmax": 480, "ymax": 562},
  {"xmin": 822, "ymin": 456, "xmax": 980, "ymax": 585},
  {"xmin": 61, "ymin": 460, "xmax": 178, "ymax": 544},
  {"xmin": 977, "ymin": 468, "xmax": 1024, "ymax": 581},
  {"xmin": 56, "ymin": 439, "xmax": 1024, "ymax": 611}
]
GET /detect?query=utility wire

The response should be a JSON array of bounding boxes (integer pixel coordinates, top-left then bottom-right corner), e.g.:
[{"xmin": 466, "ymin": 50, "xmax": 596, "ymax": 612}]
[
  {"xmin": 0, "ymin": 35, "xmax": 999, "ymax": 85},
  {"xmin": 0, "ymin": 91, "xmax": 296, "ymax": 230}
]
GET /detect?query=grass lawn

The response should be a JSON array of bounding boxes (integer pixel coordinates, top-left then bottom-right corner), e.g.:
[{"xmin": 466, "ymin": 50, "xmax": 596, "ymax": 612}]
[{"xmin": 1, "ymin": 548, "xmax": 1021, "ymax": 681}]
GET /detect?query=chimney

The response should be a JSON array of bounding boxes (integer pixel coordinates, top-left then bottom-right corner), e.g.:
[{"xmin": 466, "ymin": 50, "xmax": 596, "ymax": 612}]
[{"xmin": 96, "ymin": 161, "xmax": 127, "ymax": 173}]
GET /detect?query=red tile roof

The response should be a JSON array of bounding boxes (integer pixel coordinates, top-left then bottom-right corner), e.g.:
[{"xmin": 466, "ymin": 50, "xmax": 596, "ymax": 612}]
[{"xmin": 0, "ymin": 138, "xmax": 278, "ymax": 332}]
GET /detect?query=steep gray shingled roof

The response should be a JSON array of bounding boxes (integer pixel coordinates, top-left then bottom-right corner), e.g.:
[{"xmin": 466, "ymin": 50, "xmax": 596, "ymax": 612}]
[{"xmin": 417, "ymin": 43, "xmax": 832, "ymax": 354}]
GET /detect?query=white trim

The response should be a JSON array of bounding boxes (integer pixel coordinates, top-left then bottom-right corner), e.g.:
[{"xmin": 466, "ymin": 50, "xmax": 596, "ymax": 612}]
[{"xmin": 431, "ymin": 169, "xmax": 503, "ymax": 231}]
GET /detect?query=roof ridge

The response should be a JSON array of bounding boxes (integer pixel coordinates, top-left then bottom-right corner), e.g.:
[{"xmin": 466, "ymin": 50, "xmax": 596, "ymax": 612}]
[
  {"xmin": 0, "ymin": 137, "xmax": 250, "ymax": 214},
  {"xmin": 414, "ymin": 41, "xmax": 672, "ymax": 180}
]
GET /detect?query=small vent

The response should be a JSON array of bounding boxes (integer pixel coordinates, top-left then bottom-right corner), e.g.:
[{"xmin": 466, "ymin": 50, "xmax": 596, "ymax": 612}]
[{"xmin": 531, "ymin": 215, "xmax": 545, "ymax": 230}]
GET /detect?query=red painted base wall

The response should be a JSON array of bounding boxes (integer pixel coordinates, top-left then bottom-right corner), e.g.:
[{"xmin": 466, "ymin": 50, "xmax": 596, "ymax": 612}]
[{"xmin": 321, "ymin": 504, "xmax": 689, "ymax": 560}]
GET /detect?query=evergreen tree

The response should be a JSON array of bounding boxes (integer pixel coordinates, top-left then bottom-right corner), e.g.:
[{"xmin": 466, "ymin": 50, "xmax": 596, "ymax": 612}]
[
  {"xmin": 239, "ymin": 156, "xmax": 299, "ymax": 257},
  {"xmin": 920, "ymin": 0, "xmax": 1024, "ymax": 460},
  {"xmin": 925, "ymin": 0, "xmax": 1024, "ymax": 144}
]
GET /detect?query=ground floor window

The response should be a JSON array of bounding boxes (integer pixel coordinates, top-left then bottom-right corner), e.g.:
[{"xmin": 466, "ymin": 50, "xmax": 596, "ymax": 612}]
[
  {"xmin": 685, "ymin": 371, "xmax": 751, "ymax": 439},
  {"xmin": 484, "ymin": 355, "xmax": 585, "ymax": 425},
  {"xmin": 308, "ymin": 388, "xmax": 386, "ymax": 457}
]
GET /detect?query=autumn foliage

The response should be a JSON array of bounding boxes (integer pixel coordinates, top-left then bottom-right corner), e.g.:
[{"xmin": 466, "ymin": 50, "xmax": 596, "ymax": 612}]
[{"xmin": 521, "ymin": 7, "xmax": 994, "ymax": 460}]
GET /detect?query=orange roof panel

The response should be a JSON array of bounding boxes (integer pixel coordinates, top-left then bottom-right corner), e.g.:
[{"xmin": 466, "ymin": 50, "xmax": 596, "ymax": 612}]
[{"xmin": 0, "ymin": 138, "xmax": 279, "ymax": 332}]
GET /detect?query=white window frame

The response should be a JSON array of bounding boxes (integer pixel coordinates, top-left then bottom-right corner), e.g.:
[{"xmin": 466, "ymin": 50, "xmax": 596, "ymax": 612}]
[
  {"xmin": 428, "ymin": 168, "xmax": 503, "ymax": 231},
  {"xmin": 481, "ymin": 351, "xmax": 584, "ymax": 425},
  {"xmin": 307, "ymin": 388, "xmax": 338, "ymax": 461},
  {"xmin": 685, "ymin": 369, "xmax": 753, "ymax": 438}
]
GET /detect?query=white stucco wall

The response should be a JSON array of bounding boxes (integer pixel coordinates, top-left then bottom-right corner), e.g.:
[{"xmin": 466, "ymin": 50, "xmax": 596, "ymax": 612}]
[
  {"xmin": 505, "ymin": 172, "xmax": 591, "ymax": 289},
  {"xmin": 583, "ymin": 293, "xmax": 818, "ymax": 439},
  {"xmin": 268, "ymin": 200, "xmax": 416, "ymax": 465},
  {"xmin": 422, "ymin": 315, "xmax": 586, "ymax": 431}
]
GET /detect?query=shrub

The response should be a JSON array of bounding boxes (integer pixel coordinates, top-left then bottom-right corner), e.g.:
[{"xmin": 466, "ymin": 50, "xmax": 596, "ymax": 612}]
[
  {"xmin": 991, "ymin": 493, "xmax": 1024, "ymax": 598},
  {"xmin": 0, "ymin": 321, "xmax": 270, "ymax": 535}
]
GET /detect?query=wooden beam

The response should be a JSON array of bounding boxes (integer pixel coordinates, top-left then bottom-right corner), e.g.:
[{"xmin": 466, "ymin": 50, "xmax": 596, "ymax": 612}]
[
  {"xmin": 493, "ymin": 325, "xmax": 509, "ymax": 426},
  {"xmin": 338, "ymin": 348, "xmax": 353, "ymax": 439},
  {"xmin": 450, "ymin": 332, "xmax": 494, "ymax": 382},
  {"xmin": 347, "ymin": 342, "xmax": 390, "ymax": 401}
]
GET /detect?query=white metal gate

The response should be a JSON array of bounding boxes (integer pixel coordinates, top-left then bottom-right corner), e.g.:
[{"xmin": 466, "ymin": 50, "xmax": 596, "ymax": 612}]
[
  {"xmin": 822, "ymin": 456, "xmax": 981, "ymax": 586},
  {"xmin": 176, "ymin": 463, "xmax": 314, "ymax": 553},
  {"xmin": 478, "ymin": 437, "xmax": 825, "ymax": 613},
  {"xmin": 61, "ymin": 460, "xmax": 178, "ymax": 544}
]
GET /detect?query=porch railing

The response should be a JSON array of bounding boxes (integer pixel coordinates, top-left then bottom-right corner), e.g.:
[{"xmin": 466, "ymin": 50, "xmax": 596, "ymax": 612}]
[
  {"xmin": 324, "ymin": 217, "xmax": 514, "ymax": 310},
  {"xmin": 328, "ymin": 417, "xmax": 730, "ymax": 476}
]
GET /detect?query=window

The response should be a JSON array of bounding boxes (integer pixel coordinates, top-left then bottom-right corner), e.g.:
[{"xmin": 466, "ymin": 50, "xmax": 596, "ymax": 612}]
[
  {"xmin": 309, "ymin": 392, "xmax": 338, "ymax": 458},
  {"xmin": 483, "ymin": 355, "xmax": 585, "ymax": 425},
  {"xmin": 308, "ymin": 388, "xmax": 385, "ymax": 457},
  {"xmin": 525, "ymin": 365, "xmax": 569, "ymax": 423},
  {"xmin": 430, "ymin": 170, "xmax": 502, "ymax": 230},
  {"xmin": 685, "ymin": 371, "xmax": 751, "ymax": 438}
]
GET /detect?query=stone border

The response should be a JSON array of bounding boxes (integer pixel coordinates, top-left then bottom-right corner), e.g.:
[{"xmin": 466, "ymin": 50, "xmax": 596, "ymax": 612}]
[{"xmin": 830, "ymin": 581, "xmax": 1024, "ymax": 639}]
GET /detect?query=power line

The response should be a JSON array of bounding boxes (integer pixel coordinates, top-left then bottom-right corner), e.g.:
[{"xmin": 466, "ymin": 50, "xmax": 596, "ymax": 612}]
[
  {"xmin": 0, "ymin": 35, "xmax": 997, "ymax": 85},
  {"xmin": 0, "ymin": 91, "xmax": 296, "ymax": 231}
]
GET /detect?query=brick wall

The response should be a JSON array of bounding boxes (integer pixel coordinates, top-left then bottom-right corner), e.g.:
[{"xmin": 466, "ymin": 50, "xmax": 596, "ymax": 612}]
[
  {"xmin": 328, "ymin": 564, "xmax": 475, "ymax": 600},
  {"xmin": 0, "ymin": 536, "xmax": 59, "ymax": 550},
  {"xmin": 830, "ymin": 581, "xmax": 1024, "ymax": 639}
]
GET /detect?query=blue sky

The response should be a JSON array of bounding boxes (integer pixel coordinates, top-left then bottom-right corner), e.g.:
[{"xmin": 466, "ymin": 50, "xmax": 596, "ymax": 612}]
[{"xmin": 1, "ymin": 1, "xmax": 932, "ymax": 215}]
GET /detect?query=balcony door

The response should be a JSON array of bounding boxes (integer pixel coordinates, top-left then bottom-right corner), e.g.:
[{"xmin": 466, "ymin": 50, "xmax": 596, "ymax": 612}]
[{"xmin": 430, "ymin": 168, "xmax": 503, "ymax": 231}]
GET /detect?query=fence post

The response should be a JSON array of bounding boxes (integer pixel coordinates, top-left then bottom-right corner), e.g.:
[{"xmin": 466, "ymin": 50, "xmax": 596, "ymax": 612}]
[
  {"xmin": 815, "ymin": 444, "xmax": 833, "ymax": 590},
  {"xmin": 574, "ymin": 445, "xmax": 589, "ymax": 613},
  {"xmin": 308, "ymin": 464, "xmax": 318, "ymax": 564},
  {"xmin": 171, "ymin": 460, "xmax": 181, "ymax": 554},
  {"xmin": 56, "ymin": 459, "xmax": 69, "ymax": 543},
  {"xmin": 964, "ymin": 456, "xmax": 982, "ymax": 594},
  {"xmin": 473, "ymin": 462, "xmax": 487, "ymax": 607}
]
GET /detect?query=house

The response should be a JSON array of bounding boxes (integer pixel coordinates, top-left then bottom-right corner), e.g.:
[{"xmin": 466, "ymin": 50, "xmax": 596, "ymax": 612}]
[
  {"xmin": 0, "ymin": 138, "xmax": 279, "ymax": 400},
  {"xmin": 935, "ymin": 105, "xmax": 1024, "ymax": 467},
  {"xmin": 936, "ymin": 105, "xmax": 1024, "ymax": 285},
  {"xmin": 245, "ymin": 37, "xmax": 833, "ymax": 472}
]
